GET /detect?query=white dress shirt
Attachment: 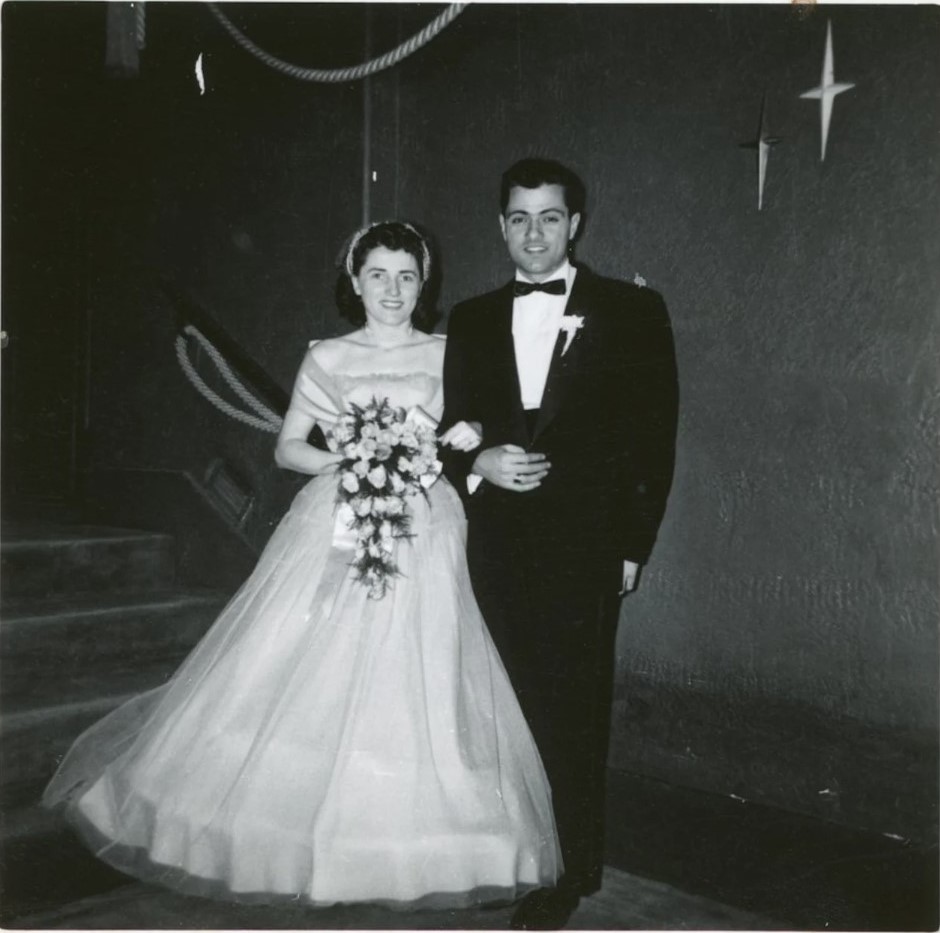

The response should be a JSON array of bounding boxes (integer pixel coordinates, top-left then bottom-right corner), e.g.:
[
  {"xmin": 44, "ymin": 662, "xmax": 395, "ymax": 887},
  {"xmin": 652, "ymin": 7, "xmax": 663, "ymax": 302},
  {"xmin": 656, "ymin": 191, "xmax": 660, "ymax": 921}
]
[
  {"xmin": 512, "ymin": 261, "xmax": 577, "ymax": 409},
  {"xmin": 466, "ymin": 262, "xmax": 577, "ymax": 496}
]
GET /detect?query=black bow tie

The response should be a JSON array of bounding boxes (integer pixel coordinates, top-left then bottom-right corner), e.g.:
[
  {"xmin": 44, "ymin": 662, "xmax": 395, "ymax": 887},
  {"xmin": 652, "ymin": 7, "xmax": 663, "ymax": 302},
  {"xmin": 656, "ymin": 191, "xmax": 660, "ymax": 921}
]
[{"xmin": 513, "ymin": 278, "xmax": 567, "ymax": 298}]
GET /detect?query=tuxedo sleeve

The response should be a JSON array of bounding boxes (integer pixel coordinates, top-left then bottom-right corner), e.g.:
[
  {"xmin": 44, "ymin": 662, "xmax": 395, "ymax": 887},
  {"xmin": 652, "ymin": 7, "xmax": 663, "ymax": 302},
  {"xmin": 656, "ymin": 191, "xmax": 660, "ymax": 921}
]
[
  {"xmin": 616, "ymin": 289, "xmax": 679, "ymax": 564},
  {"xmin": 439, "ymin": 302, "xmax": 481, "ymax": 493}
]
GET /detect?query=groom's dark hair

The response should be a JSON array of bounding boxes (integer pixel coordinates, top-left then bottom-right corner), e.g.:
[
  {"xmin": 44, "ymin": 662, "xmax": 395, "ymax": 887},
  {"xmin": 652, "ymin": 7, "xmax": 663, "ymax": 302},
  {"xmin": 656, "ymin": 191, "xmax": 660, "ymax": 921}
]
[{"xmin": 500, "ymin": 158, "xmax": 586, "ymax": 218}]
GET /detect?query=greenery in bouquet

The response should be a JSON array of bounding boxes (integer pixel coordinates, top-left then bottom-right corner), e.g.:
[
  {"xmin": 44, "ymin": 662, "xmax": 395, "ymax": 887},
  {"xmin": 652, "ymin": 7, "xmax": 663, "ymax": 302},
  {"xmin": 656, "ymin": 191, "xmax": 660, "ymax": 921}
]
[{"xmin": 327, "ymin": 396, "xmax": 442, "ymax": 599}]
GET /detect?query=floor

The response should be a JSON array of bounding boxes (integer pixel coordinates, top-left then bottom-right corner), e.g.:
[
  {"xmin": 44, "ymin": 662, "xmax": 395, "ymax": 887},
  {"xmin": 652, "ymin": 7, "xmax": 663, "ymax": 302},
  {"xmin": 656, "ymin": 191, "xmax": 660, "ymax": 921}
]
[
  {"xmin": 603, "ymin": 771, "xmax": 939, "ymax": 931},
  {"xmin": 10, "ymin": 866, "xmax": 782, "ymax": 931},
  {"xmin": 6, "ymin": 772, "xmax": 937, "ymax": 931}
]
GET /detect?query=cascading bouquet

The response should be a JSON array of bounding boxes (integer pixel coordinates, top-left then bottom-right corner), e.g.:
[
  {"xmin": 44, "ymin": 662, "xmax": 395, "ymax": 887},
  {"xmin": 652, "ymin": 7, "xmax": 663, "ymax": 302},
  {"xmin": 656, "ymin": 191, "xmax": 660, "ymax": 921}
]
[{"xmin": 326, "ymin": 396, "xmax": 442, "ymax": 600}]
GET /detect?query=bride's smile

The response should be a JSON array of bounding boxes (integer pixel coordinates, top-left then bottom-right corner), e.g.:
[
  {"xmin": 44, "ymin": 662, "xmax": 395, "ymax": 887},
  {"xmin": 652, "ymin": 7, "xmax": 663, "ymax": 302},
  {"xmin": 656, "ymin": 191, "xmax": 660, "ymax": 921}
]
[{"xmin": 353, "ymin": 245, "xmax": 421, "ymax": 332}]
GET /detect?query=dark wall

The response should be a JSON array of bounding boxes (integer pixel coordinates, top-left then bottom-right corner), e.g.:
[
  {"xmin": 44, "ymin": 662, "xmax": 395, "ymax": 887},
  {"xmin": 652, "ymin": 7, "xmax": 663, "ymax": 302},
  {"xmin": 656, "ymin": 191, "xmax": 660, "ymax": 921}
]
[
  {"xmin": 4, "ymin": 2, "xmax": 371, "ymax": 539},
  {"xmin": 4, "ymin": 3, "xmax": 937, "ymax": 841},
  {"xmin": 373, "ymin": 3, "xmax": 939, "ymax": 840}
]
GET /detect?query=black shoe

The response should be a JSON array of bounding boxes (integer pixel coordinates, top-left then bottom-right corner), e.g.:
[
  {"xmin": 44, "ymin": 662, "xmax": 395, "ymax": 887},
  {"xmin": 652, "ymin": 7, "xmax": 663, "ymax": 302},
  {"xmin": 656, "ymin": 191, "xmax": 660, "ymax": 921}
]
[{"xmin": 509, "ymin": 887, "xmax": 580, "ymax": 930}]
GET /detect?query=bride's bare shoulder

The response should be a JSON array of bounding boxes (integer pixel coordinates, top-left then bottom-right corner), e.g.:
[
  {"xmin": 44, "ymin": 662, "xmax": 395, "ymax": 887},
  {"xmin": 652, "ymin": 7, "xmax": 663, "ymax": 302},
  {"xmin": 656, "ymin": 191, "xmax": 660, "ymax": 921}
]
[
  {"xmin": 307, "ymin": 335, "xmax": 356, "ymax": 371},
  {"xmin": 413, "ymin": 333, "xmax": 445, "ymax": 368}
]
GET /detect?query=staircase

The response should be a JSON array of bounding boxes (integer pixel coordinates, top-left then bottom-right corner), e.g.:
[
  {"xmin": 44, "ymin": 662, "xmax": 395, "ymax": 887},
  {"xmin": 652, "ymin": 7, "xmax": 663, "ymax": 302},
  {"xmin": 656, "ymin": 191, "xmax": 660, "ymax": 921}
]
[{"xmin": 0, "ymin": 521, "xmax": 230, "ymax": 923}]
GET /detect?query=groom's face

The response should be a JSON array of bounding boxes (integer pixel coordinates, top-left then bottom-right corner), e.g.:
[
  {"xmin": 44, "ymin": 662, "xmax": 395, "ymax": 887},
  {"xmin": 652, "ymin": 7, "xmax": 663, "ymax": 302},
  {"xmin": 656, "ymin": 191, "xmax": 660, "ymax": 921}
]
[{"xmin": 499, "ymin": 184, "xmax": 581, "ymax": 282}]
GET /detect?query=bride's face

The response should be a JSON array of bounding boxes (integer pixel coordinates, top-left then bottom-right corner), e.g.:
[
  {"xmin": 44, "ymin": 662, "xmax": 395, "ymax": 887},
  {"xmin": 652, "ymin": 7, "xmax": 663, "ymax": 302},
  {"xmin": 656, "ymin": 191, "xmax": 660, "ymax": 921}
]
[{"xmin": 352, "ymin": 246, "xmax": 422, "ymax": 329}]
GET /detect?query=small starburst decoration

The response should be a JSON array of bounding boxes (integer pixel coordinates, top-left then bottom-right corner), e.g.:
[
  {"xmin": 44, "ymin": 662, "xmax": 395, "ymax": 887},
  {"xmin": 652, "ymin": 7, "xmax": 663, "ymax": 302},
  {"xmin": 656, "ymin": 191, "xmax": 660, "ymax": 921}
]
[
  {"xmin": 740, "ymin": 93, "xmax": 782, "ymax": 211},
  {"xmin": 800, "ymin": 19, "xmax": 855, "ymax": 161}
]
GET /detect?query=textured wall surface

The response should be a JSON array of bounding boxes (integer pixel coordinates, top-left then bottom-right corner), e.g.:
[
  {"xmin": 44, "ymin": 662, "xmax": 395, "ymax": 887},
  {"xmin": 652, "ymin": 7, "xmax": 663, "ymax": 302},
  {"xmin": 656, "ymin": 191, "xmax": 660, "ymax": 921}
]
[
  {"xmin": 6, "ymin": 4, "xmax": 937, "ymax": 841},
  {"xmin": 374, "ymin": 4, "xmax": 939, "ymax": 839}
]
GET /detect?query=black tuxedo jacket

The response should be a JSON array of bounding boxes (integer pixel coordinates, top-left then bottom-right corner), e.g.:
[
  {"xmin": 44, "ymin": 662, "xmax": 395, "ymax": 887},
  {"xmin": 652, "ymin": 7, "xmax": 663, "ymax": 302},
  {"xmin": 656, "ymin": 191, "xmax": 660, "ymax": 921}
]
[{"xmin": 441, "ymin": 266, "xmax": 678, "ymax": 566}]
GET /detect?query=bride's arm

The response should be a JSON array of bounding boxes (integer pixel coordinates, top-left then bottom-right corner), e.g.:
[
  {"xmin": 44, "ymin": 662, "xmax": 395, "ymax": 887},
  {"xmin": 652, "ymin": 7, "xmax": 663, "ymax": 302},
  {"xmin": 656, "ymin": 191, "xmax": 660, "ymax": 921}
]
[{"xmin": 275, "ymin": 408, "xmax": 343, "ymax": 475}]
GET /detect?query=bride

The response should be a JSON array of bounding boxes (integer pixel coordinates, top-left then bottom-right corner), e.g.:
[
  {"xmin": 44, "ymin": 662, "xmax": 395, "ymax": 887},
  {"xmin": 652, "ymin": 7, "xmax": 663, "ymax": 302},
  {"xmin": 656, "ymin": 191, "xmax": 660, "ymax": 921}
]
[{"xmin": 43, "ymin": 220, "xmax": 561, "ymax": 909}]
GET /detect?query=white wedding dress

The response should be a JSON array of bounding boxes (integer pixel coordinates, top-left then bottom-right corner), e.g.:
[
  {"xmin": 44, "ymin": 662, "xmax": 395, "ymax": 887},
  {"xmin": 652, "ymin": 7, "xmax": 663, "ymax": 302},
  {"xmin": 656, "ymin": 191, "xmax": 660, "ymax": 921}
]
[{"xmin": 43, "ymin": 342, "xmax": 561, "ymax": 909}]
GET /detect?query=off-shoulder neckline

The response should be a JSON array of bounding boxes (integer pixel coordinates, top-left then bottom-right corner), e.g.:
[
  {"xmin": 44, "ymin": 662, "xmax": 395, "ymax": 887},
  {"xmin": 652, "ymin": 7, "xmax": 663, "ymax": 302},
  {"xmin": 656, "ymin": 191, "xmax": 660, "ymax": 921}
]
[
  {"xmin": 331, "ymin": 370, "xmax": 441, "ymax": 382},
  {"xmin": 315, "ymin": 333, "xmax": 444, "ymax": 350}
]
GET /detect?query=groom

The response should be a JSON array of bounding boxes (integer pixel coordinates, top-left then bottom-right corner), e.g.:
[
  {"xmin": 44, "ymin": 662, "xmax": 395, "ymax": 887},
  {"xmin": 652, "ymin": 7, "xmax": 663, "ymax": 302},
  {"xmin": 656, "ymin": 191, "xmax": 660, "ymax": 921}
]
[{"xmin": 441, "ymin": 158, "xmax": 678, "ymax": 929}]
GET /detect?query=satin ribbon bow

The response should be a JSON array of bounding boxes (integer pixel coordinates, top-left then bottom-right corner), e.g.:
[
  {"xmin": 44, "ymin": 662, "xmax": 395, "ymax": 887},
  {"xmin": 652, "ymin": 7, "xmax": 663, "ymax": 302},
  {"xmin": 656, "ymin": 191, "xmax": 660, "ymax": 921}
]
[{"xmin": 513, "ymin": 278, "xmax": 567, "ymax": 298}]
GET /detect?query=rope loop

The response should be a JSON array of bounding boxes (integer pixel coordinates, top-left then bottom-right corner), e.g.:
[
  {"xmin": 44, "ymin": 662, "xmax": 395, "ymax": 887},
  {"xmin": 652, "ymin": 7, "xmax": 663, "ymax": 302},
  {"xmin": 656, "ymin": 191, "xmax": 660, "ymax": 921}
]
[
  {"xmin": 176, "ymin": 326, "xmax": 284, "ymax": 434},
  {"xmin": 206, "ymin": 3, "xmax": 468, "ymax": 84}
]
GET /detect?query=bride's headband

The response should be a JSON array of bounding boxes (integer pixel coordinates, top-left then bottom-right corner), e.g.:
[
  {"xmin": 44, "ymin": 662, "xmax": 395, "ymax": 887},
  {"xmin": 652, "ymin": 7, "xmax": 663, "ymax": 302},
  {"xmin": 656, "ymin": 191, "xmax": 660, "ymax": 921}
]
[{"xmin": 344, "ymin": 221, "xmax": 432, "ymax": 282}]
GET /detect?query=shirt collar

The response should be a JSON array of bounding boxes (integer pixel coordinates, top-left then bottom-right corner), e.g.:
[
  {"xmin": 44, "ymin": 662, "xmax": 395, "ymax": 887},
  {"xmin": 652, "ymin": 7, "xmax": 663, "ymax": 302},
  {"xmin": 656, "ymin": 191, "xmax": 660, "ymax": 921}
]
[{"xmin": 514, "ymin": 259, "xmax": 574, "ymax": 288}]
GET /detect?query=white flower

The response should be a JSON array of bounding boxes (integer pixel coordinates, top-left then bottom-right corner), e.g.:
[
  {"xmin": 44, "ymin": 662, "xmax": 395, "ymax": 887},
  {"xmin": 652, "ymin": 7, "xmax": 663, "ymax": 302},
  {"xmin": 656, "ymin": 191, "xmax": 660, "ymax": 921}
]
[
  {"xmin": 416, "ymin": 458, "xmax": 442, "ymax": 487},
  {"xmin": 385, "ymin": 496, "xmax": 404, "ymax": 515},
  {"xmin": 633, "ymin": 273, "xmax": 647, "ymax": 288},
  {"xmin": 354, "ymin": 498, "xmax": 372, "ymax": 517},
  {"xmin": 390, "ymin": 473, "xmax": 406, "ymax": 494},
  {"xmin": 352, "ymin": 459, "xmax": 369, "ymax": 477},
  {"xmin": 559, "ymin": 314, "xmax": 584, "ymax": 356},
  {"xmin": 341, "ymin": 472, "xmax": 360, "ymax": 494},
  {"xmin": 397, "ymin": 456, "xmax": 414, "ymax": 474},
  {"xmin": 331, "ymin": 421, "xmax": 353, "ymax": 444},
  {"xmin": 367, "ymin": 465, "xmax": 388, "ymax": 489}
]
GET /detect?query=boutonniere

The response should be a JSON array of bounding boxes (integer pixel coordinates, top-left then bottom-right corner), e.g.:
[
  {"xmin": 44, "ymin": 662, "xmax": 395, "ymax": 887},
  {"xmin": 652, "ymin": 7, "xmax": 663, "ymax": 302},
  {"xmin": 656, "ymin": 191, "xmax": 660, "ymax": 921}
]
[{"xmin": 559, "ymin": 315, "xmax": 584, "ymax": 356}]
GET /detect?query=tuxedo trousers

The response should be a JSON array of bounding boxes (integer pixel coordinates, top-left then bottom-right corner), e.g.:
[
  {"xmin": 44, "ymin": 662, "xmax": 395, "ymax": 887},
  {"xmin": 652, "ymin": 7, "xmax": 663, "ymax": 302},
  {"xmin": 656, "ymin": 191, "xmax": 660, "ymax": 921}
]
[{"xmin": 465, "ymin": 503, "xmax": 621, "ymax": 896}]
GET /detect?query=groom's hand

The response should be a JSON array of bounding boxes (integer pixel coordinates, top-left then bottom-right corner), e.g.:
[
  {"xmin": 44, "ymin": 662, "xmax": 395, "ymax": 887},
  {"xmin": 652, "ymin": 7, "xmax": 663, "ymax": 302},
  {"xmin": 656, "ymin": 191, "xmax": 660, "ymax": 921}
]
[{"xmin": 472, "ymin": 444, "xmax": 550, "ymax": 492}]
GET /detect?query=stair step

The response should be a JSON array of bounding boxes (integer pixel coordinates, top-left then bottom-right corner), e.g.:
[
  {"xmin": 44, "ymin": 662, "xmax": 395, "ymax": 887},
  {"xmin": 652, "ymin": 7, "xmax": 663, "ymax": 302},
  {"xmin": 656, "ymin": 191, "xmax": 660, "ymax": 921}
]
[
  {"xmin": 0, "ymin": 520, "xmax": 231, "ymax": 922},
  {"xmin": 2, "ymin": 794, "xmax": 72, "ymax": 840},
  {"xmin": 1, "ymin": 588, "xmax": 228, "ymax": 709},
  {"xmin": 0, "ymin": 802, "xmax": 131, "ymax": 924},
  {"xmin": 0, "ymin": 523, "xmax": 176, "ymax": 599},
  {"xmin": 2, "ymin": 684, "xmax": 174, "ymax": 801}
]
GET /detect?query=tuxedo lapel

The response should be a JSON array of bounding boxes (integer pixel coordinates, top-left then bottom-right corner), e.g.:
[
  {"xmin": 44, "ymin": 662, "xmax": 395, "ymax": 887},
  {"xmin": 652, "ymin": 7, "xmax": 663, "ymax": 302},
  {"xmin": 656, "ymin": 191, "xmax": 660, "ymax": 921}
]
[
  {"xmin": 532, "ymin": 269, "xmax": 591, "ymax": 442},
  {"xmin": 490, "ymin": 284, "xmax": 529, "ymax": 444}
]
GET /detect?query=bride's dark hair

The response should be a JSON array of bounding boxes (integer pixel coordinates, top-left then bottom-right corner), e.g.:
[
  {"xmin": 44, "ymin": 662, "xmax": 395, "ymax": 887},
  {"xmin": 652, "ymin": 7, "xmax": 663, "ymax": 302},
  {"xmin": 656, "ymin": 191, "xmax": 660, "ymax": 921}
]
[{"xmin": 335, "ymin": 221, "xmax": 439, "ymax": 333}]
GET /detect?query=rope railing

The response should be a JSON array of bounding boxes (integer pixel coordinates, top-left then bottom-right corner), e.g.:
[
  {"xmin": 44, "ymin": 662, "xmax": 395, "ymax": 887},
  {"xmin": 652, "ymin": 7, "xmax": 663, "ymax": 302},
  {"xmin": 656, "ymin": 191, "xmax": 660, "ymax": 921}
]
[
  {"xmin": 206, "ymin": 2, "xmax": 468, "ymax": 84},
  {"xmin": 176, "ymin": 325, "xmax": 283, "ymax": 434}
]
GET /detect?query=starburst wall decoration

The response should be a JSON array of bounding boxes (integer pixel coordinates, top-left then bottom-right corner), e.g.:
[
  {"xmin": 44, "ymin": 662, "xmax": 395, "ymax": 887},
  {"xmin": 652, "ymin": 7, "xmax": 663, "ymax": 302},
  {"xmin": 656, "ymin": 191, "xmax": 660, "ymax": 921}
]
[
  {"xmin": 740, "ymin": 93, "xmax": 782, "ymax": 211},
  {"xmin": 800, "ymin": 19, "xmax": 856, "ymax": 161}
]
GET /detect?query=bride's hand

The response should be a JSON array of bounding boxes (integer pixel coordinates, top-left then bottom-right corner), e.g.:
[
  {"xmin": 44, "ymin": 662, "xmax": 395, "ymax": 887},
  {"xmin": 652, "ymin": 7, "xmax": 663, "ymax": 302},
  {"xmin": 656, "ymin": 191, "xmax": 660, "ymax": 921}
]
[
  {"xmin": 439, "ymin": 421, "xmax": 482, "ymax": 452},
  {"xmin": 316, "ymin": 451, "xmax": 345, "ymax": 474}
]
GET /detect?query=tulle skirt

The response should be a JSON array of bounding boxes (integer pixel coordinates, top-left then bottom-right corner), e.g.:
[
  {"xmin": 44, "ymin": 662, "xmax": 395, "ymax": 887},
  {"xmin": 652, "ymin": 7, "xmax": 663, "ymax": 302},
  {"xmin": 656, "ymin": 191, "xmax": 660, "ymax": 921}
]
[{"xmin": 43, "ymin": 474, "xmax": 561, "ymax": 908}]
